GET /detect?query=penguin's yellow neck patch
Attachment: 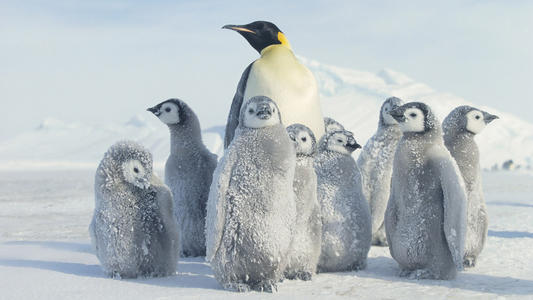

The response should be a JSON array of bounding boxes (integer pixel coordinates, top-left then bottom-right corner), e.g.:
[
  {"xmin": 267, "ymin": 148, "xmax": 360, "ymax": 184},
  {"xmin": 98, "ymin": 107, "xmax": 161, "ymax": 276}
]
[{"xmin": 277, "ymin": 32, "xmax": 291, "ymax": 50}]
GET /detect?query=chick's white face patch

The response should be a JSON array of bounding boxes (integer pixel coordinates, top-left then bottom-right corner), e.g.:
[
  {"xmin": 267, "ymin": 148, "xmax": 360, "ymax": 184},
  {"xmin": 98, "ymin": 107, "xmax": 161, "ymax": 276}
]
[
  {"xmin": 466, "ymin": 110, "xmax": 486, "ymax": 134},
  {"xmin": 382, "ymin": 103, "xmax": 398, "ymax": 125},
  {"xmin": 327, "ymin": 132, "xmax": 350, "ymax": 155},
  {"xmin": 295, "ymin": 130, "xmax": 313, "ymax": 155},
  {"xmin": 242, "ymin": 101, "xmax": 280, "ymax": 128},
  {"xmin": 158, "ymin": 102, "xmax": 180, "ymax": 125},
  {"xmin": 399, "ymin": 108, "xmax": 425, "ymax": 133},
  {"xmin": 122, "ymin": 160, "xmax": 150, "ymax": 189}
]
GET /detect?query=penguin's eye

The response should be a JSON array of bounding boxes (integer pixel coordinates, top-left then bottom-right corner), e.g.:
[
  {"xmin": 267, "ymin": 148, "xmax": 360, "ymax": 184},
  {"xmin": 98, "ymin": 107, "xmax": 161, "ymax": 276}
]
[
  {"xmin": 248, "ymin": 108, "xmax": 254, "ymax": 114},
  {"xmin": 272, "ymin": 108, "xmax": 276, "ymax": 113},
  {"xmin": 165, "ymin": 107, "xmax": 171, "ymax": 113},
  {"xmin": 475, "ymin": 115, "xmax": 481, "ymax": 120},
  {"xmin": 410, "ymin": 113, "xmax": 417, "ymax": 118},
  {"xmin": 301, "ymin": 137, "xmax": 307, "ymax": 142},
  {"xmin": 337, "ymin": 139, "xmax": 343, "ymax": 143},
  {"xmin": 133, "ymin": 167, "xmax": 139, "ymax": 174}
]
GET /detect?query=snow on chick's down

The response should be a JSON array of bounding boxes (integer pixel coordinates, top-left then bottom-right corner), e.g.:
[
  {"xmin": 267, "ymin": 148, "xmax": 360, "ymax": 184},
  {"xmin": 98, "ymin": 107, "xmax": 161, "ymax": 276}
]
[
  {"xmin": 315, "ymin": 129, "xmax": 372, "ymax": 273},
  {"xmin": 90, "ymin": 140, "xmax": 180, "ymax": 279},
  {"xmin": 357, "ymin": 97, "xmax": 404, "ymax": 247},
  {"xmin": 148, "ymin": 98, "xmax": 218, "ymax": 258},
  {"xmin": 284, "ymin": 124, "xmax": 322, "ymax": 281},
  {"xmin": 206, "ymin": 96, "xmax": 296, "ymax": 292},
  {"xmin": 385, "ymin": 102, "xmax": 467, "ymax": 280},
  {"xmin": 443, "ymin": 105, "xmax": 499, "ymax": 267}
]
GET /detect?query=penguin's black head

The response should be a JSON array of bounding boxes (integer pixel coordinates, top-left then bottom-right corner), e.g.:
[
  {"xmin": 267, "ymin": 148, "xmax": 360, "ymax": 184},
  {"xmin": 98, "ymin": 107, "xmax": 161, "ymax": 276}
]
[
  {"xmin": 147, "ymin": 99, "xmax": 186, "ymax": 125},
  {"xmin": 389, "ymin": 102, "xmax": 437, "ymax": 134},
  {"xmin": 222, "ymin": 21, "xmax": 291, "ymax": 54}
]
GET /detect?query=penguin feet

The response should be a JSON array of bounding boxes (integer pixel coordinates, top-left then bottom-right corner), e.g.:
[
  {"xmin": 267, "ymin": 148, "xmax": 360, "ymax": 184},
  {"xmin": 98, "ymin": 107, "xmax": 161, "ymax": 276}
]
[
  {"xmin": 226, "ymin": 282, "xmax": 251, "ymax": 293},
  {"xmin": 295, "ymin": 271, "xmax": 313, "ymax": 281},
  {"xmin": 400, "ymin": 269, "xmax": 437, "ymax": 280},
  {"xmin": 251, "ymin": 280, "xmax": 278, "ymax": 293},
  {"xmin": 349, "ymin": 260, "xmax": 367, "ymax": 271},
  {"xmin": 371, "ymin": 234, "xmax": 389, "ymax": 247},
  {"xmin": 463, "ymin": 256, "xmax": 477, "ymax": 268},
  {"xmin": 284, "ymin": 270, "xmax": 313, "ymax": 281}
]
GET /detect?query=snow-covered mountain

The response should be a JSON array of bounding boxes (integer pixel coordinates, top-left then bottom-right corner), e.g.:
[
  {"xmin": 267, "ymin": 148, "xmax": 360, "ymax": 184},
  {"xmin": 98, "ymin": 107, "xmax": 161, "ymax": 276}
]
[{"xmin": 1, "ymin": 59, "xmax": 532, "ymax": 170}]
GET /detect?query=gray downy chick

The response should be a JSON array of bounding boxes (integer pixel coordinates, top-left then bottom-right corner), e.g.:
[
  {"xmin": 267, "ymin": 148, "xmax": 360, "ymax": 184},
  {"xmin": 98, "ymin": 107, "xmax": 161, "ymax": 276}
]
[
  {"xmin": 285, "ymin": 123, "xmax": 322, "ymax": 281},
  {"xmin": 315, "ymin": 130, "xmax": 371, "ymax": 272},
  {"xmin": 89, "ymin": 141, "xmax": 180, "ymax": 278},
  {"xmin": 442, "ymin": 105, "xmax": 498, "ymax": 267},
  {"xmin": 357, "ymin": 97, "xmax": 404, "ymax": 246},
  {"xmin": 147, "ymin": 99, "xmax": 217, "ymax": 257},
  {"xmin": 385, "ymin": 102, "xmax": 467, "ymax": 280},
  {"xmin": 205, "ymin": 96, "xmax": 296, "ymax": 293}
]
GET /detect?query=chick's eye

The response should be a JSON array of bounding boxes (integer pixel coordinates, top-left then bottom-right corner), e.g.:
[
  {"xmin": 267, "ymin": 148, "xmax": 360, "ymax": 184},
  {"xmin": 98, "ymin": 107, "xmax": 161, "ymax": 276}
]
[
  {"xmin": 301, "ymin": 137, "xmax": 307, "ymax": 142},
  {"xmin": 475, "ymin": 115, "xmax": 481, "ymax": 120},
  {"xmin": 248, "ymin": 108, "xmax": 254, "ymax": 114},
  {"xmin": 337, "ymin": 139, "xmax": 343, "ymax": 143},
  {"xmin": 410, "ymin": 113, "xmax": 417, "ymax": 118},
  {"xmin": 133, "ymin": 167, "xmax": 139, "ymax": 174}
]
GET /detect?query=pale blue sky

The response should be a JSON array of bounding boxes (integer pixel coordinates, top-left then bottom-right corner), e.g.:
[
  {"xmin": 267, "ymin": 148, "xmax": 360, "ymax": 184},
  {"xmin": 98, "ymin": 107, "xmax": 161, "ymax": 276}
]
[{"xmin": 1, "ymin": 0, "xmax": 532, "ymax": 140}]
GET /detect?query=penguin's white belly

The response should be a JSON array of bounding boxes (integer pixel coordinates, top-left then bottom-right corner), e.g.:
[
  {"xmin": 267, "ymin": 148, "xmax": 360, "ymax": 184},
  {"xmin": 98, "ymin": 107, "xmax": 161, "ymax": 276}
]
[{"xmin": 244, "ymin": 56, "xmax": 325, "ymax": 140}]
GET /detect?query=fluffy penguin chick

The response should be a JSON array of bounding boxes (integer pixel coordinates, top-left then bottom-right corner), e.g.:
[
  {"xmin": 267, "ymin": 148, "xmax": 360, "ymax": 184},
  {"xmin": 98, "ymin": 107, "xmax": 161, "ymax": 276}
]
[
  {"xmin": 324, "ymin": 117, "xmax": 345, "ymax": 134},
  {"xmin": 284, "ymin": 124, "xmax": 322, "ymax": 281},
  {"xmin": 315, "ymin": 130, "xmax": 371, "ymax": 272},
  {"xmin": 206, "ymin": 96, "xmax": 296, "ymax": 292},
  {"xmin": 89, "ymin": 141, "xmax": 180, "ymax": 278},
  {"xmin": 385, "ymin": 102, "xmax": 467, "ymax": 280},
  {"xmin": 443, "ymin": 105, "xmax": 498, "ymax": 267},
  {"xmin": 357, "ymin": 97, "xmax": 404, "ymax": 246},
  {"xmin": 147, "ymin": 99, "xmax": 217, "ymax": 257}
]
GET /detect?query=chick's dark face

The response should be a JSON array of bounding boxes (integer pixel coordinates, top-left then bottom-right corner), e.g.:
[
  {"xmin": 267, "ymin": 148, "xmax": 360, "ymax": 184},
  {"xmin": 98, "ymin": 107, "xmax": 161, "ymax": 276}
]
[{"xmin": 223, "ymin": 21, "xmax": 290, "ymax": 53}]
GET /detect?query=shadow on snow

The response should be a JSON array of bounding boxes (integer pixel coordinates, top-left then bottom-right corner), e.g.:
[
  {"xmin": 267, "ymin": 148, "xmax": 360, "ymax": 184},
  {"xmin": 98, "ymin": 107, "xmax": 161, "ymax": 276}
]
[{"xmin": 488, "ymin": 230, "xmax": 533, "ymax": 239}]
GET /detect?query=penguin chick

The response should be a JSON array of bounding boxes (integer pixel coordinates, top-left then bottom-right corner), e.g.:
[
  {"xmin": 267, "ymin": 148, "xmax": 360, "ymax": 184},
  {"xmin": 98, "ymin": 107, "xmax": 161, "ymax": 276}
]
[
  {"xmin": 284, "ymin": 124, "xmax": 322, "ymax": 281},
  {"xmin": 147, "ymin": 98, "xmax": 217, "ymax": 257},
  {"xmin": 385, "ymin": 102, "xmax": 467, "ymax": 280},
  {"xmin": 206, "ymin": 96, "xmax": 296, "ymax": 292},
  {"xmin": 443, "ymin": 105, "xmax": 498, "ymax": 267},
  {"xmin": 324, "ymin": 117, "xmax": 345, "ymax": 134},
  {"xmin": 315, "ymin": 130, "xmax": 371, "ymax": 272},
  {"xmin": 223, "ymin": 21, "xmax": 325, "ymax": 148},
  {"xmin": 89, "ymin": 141, "xmax": 180, "ymax": 278},
  {"xmin": 357, "ymin": 97, "xmax": 404, "ymax": 246}
]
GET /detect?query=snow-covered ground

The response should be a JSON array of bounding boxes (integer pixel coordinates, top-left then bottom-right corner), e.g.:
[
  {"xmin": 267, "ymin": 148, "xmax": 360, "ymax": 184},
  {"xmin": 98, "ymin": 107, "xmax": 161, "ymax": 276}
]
[{"xmin": 1, "ymin": 170, "xmax": 532, "ymax": 299}]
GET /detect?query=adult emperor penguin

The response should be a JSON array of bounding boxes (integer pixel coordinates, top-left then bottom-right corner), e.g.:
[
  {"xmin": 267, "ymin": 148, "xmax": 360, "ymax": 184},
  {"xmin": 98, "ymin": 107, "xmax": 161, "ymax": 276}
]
[
  {"xmin": 206, "ymin": 96, "xmax": 296, "ymax": 292},
  {"xmin": 89, "ymin": 141, "xmax": 180, "ymax": 278},
  {"xmin": 222, "ymin": 21, "xmax": 325, "ymax": 148},
  {"xmin": 385, "ymin": 102, "xmax": 467, "ymax": 280},
  {"xmin": 285, "ymin": 124, "xmax": 322, "ymax": 281},
  {"xmin": 442, "ymin": 105, "xmax": 498, "ymax": 267},
  {"xmin": 147, "ymin": 98, "xmax": 217, "ymax": 257},
  {"xmin": 357, "ymin": 97, "xmax": 404, "ymax": 246},
  {"xmin": 315, "ymin": 130, "xmax": 371, "ymax": 272}
]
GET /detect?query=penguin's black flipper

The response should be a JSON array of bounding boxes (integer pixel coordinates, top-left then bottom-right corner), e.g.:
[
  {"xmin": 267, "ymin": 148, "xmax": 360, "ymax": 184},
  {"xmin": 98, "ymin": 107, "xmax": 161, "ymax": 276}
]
[{"xmin": 224, "ymin": 62, "xmax": 253, "ymax": 148}]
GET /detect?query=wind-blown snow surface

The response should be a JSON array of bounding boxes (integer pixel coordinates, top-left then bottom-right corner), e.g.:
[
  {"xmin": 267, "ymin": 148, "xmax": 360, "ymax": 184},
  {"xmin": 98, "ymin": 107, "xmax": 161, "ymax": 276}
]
[
  {"xmin": 1, "ymin": 170, "xmax": 532, "ymax": 299},
  {"xmin": 1, "ymin": 59, "xmax": 532, "ymax": 169}
]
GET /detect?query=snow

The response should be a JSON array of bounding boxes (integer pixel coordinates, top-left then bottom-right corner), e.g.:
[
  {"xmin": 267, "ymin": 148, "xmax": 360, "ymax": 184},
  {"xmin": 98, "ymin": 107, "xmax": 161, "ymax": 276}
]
[
  {"xmin": 1, "ymin": 170, "xmax": 532, "ymax": 298},
  {"xmin": 1, "ymin": 59, "xmax": 533, "ymax": 170}
]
